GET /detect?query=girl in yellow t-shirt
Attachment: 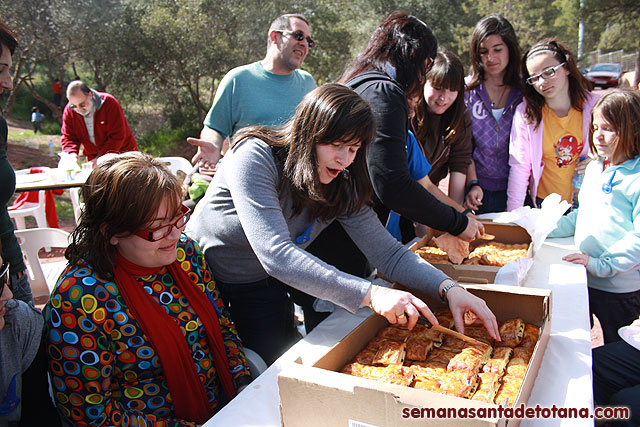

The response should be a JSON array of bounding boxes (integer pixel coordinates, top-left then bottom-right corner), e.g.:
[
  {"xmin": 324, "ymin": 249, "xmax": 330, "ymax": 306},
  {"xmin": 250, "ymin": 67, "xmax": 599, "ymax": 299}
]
[{"xmin": 507, "ymin": 38, "xmax": 599, "ymax": 210}]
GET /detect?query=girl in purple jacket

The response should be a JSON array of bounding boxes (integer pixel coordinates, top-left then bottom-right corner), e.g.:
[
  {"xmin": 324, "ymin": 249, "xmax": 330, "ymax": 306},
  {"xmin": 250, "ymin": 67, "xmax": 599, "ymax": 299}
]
[{"xmin": 464, "ymin": 15, "xmax": 523, "ymax": 214}]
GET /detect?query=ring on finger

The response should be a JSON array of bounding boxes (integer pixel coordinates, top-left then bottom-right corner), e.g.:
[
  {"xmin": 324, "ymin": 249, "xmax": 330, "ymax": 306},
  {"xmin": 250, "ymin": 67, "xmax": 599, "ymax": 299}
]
[{"xmin": 397, "ymin": 313, "xmax": 406, "ymax": 319}]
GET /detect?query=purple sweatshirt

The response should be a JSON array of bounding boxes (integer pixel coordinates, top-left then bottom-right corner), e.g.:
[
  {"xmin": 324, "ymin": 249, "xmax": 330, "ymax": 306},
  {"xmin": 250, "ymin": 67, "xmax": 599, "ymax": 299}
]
[{"xmin": 465, "ymin": 83, "xmax": 522, "ymax": 192}]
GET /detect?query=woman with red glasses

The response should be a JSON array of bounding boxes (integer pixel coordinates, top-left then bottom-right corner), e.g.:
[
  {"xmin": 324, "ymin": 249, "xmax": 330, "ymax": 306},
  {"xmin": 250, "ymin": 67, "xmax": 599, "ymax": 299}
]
[
  {"xmin": 44, "ymin": 152, "xmax": 250, "ymax": 426},
  {"xmin": 507, "ymin": 38, "xmax": 598, "ymax": 210}
]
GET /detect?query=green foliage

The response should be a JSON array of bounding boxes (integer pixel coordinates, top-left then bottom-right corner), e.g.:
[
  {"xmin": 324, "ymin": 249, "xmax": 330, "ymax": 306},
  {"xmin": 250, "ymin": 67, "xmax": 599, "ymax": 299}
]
[
  {"xmin": 54, "ymin": 198, "xmax": 75, "ymax": 223},
  {"xmin": 2, "ymin": 0, "xmax": 638, "ymax": 155},
  {"xmin": 136, "ymin": 123, "xmax": 199, "ymax": 157}
]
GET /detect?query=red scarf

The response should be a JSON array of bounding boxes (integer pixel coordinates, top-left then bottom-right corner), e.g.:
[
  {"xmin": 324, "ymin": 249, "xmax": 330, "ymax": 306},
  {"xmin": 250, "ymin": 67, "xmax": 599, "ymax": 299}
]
[{"xmin": 113, "ymin": 251, "xmax": 236, "ymax": 423}]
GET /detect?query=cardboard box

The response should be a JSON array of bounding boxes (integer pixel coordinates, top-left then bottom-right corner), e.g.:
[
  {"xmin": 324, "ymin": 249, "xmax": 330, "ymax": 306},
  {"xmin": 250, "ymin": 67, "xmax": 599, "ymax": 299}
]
[
  {"xmin": 278, "ymin": 284, "xmax": 552, "ymax": 427},
  {"xmin": 410, "ymin": 222, "xmax": 533, "ymax": 284}
]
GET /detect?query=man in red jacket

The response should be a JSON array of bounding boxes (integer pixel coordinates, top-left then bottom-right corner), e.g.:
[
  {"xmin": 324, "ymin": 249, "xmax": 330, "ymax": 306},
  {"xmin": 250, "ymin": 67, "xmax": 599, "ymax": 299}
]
[{"xmin": 61, "ymin": 80, "xmax": 138, "ymax": 163}]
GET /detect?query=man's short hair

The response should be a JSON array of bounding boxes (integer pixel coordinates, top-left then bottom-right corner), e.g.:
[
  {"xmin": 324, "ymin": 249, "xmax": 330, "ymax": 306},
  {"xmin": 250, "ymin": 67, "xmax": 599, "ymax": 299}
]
[
  {"xmin": 66, "ymin": 80, "xmax": 91, "ymax": 98},
  {"xmin": 269, "ymin": 13, "xmax": 309, "ymax": 33}
]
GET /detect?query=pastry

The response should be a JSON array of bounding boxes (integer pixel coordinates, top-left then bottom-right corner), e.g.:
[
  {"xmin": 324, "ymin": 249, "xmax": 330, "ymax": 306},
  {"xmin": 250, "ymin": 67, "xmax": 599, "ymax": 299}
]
[
  {"xmin": 405, "ymin": 334, "xmax": 434, "ymax": 361},
  {"xmin": 447, "ymin": 344, "xmax": 491, "ymax": 372},
  {"xmin": 519, "ymin": 323, "xmax": 541, "ymax": 349},
  {"xmin": 373, "ymin": 339, "xmax": 406, "ymax": 365},
  {"xmin": 471, "ymin": 372, "xmax": 502, "ymax": 403},
  {"xmin": 482, "ymin": 347, "xmax": 513, "ymax": 375},
  {"xmin": 499, "ymin": 318, "xmax": 525, "ymax": 347}
]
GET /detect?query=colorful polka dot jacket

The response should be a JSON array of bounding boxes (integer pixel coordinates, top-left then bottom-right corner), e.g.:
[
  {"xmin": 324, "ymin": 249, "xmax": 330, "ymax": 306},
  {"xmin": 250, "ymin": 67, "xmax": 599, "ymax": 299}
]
[{"xmin": 44, "ymin": 235, "xmax": 250, "ymax": 426}]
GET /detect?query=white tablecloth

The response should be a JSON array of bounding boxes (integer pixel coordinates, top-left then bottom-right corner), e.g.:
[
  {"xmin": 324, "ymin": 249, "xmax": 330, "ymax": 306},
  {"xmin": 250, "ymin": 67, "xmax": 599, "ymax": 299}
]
[{"xmin": 205, "ymin": 237, "xmax": 593, "ymax": 426}]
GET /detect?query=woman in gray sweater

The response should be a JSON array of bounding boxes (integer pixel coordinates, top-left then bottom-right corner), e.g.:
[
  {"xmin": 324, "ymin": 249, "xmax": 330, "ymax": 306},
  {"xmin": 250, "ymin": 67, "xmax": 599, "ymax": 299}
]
[{"xmin": 187, "ymin": 84, "xmax": 499, "ymax": 364}]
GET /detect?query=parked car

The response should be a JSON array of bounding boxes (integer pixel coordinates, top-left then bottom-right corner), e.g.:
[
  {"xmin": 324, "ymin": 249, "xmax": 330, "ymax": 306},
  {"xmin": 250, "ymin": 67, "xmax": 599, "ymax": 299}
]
[{"xmin": 586, "ymin": 63, "xmax": 622, "ymax": 89}]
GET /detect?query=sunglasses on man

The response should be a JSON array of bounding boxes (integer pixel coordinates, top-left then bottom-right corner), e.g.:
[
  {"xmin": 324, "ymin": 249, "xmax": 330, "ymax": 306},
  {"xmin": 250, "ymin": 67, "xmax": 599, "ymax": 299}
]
[
  {"xmin": 0, "ymin": 263, "xmax": 9, "ymax": 297},
  {"xmin": 526, "ymin": 62, "xmax": 566, "ymax": 85},
  {"xmin": 275, "ymin": 30, "xmax": 315, "ymax": 48}
]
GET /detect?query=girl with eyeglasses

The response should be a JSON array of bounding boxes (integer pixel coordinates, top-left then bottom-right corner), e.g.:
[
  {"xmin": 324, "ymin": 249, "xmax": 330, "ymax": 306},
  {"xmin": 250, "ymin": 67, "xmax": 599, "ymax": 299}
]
[
  {"xmin": 507, "ymin": 38, "xmax": 599, "ymax": 210},
  {"xmin": 464, "ymin": 15, "xmax": 523, "ymax": 214},
  {"xmin": 45, "ymin": 152, "xmax": 251, "ymax": 426},
  {"xmin": 548, "ymin": 90, "xmax": 640, "ymax": 344},
  {"xmin": 0, "ymin": 248, "xmax": 61, "ymax": 425},
  {"xmin": 187, "ymin": 84, "xmax": 500, "ymax": 366}
]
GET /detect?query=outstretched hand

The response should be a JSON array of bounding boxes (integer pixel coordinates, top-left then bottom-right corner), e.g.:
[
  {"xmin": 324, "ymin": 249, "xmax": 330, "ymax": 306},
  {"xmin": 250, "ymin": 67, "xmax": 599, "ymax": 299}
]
[
  {"xmin": 445, "ymin": 286, "xmax": 500, "ymax": 341},
  {"xmin": 465, "ymin": 186, "xmax": 483, "ymax": 211},
  {"xmin": 367, "ymin": 286, "xmax": 438, "ymax": 331},
  {"xmin": 562, "ymin": 252, "xmax": 589, "ymax": 266},
  {"xmin": 187, "ymin": 137, "xmax": 221, "ymax": 169},
  {"xmin": 458, "ymin": 214, "xmax": 485, "ymax": 242}
]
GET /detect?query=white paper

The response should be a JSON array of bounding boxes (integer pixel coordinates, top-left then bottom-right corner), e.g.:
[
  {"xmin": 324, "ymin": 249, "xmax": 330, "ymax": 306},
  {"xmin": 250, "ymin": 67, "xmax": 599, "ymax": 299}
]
[{"xmin": 478, "ymin": 193, "xmax": 571, "ymax": 254}]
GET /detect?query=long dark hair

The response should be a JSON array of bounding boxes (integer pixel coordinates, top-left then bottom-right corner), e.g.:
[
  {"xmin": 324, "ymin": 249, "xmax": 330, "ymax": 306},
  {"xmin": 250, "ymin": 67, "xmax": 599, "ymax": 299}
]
[
  {"xmin": 414, "ymin": 50, "xmax": 467, "ymax": 149},
  {"xmin": 0, "ymin": 23, "xmax": 18, "ymax": 56},
  {"xmin": 522, "ymin": 38, "xmax": 591, "ymax": 128},
  {"xmin": 589, "ymin": 89, "xmax": 640, "ymax": 163},
  {"xmin": 339, "ymin": 11, "xmax": 437, "ymax": 100},
  {"xmin": 65, "ymin": 153, "xmax": 184, "ymax": 277},
  {"xmin": 467, "ymin": 14, "xmax": 522, "ymax": 90},
  {"xmin": 232, "ymin": 84, "xmax": 375, "ymax": 221}
]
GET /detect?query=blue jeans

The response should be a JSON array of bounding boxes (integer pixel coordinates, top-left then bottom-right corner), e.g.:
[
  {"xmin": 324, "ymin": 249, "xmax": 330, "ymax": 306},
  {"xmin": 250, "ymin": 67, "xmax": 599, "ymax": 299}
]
[
  {"xmin": 475, "ymin": 189, "xmax": 507, "ymax": 214},
  {"xmin": 10, "ymin": 271, "xmax": 33, "ymax": 304}
]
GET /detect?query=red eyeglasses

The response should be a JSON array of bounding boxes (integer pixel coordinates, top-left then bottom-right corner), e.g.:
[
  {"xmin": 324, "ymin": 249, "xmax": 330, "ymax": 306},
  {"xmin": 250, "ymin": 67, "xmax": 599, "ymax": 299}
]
[{"xmin": 134, "ymin": 205, "xmax": 191, "ymax": 242}]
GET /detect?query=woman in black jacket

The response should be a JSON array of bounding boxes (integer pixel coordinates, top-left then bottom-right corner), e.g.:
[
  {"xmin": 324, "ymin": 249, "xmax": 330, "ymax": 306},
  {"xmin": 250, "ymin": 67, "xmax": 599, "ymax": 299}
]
[{"xmin": 339, "ymin": 12, "xmax": 483, "ymax": 241}]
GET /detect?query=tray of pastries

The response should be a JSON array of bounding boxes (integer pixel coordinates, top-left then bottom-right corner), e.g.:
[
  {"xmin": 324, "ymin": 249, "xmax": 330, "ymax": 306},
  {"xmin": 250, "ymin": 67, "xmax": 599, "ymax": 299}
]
[
  {"xmin": 339, "ymin": 309, "xmax": 541, "ymax": 407},
  {"xmin": 415, "ymin": 238, "xmax": 529, "ymax": 267}
]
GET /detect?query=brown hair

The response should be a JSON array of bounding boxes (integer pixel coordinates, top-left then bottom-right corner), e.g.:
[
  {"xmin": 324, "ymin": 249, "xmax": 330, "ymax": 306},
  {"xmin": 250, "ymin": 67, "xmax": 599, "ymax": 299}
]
[
  {"xmin": 0, "ymin": 23, "xmax": 18, "ymax": 56},
  {"xmin": 65, "ymin": 152, "xmax": 184, "ymax": 277},
  {"xmin": 467, "ymin": 14, "xmax": 522, "ymax": 90},
  {"xmin": 414, "ymin": 50, "xmax": 467, "ymax": 149},
  {"xmin": 589, "ymin": 89, "xmax": 640, "ymax": 163},
  {"xmin": 232, "ymin": 83, "xmax": 375, "ymax": 221},
  {"xmin": 522, "ymin": 38, "xmax": 591, "ymax": 128},
  {"xmin": 339, "ymin": 12, "xmax": 437, "ymax": 100}
]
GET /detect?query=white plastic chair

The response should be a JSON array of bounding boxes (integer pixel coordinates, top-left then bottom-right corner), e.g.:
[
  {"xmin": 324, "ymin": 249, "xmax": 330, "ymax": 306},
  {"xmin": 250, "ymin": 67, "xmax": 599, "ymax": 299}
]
[
  {"xmin": 14, "ymin": 228, "xmax": 70, "ymax": 299},
  {"xmin": 157, "ymin": 156, "xmax": 194, "ymax": 176},
  {"xmin": 9, "ymin": 190, "xmax": 47, "ymax": 230},
  {"xmin": 10, "ymin": 169, "xmax": 48, "ymax": 230},
  {"xmin": 69, "ymin": 187, "xmax": 83, "ymax": 224},
  {"xmin": 243, "ymin": 348, "xmax": 268, "ymax": 379}
]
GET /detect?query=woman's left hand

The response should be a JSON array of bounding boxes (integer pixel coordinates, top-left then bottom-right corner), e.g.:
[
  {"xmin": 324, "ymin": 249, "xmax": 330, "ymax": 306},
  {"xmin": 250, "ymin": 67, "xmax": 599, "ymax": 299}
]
[
  {"xmin": 367, "ymin": 286, "xmax": 438, "ymax": 330},
  {"xmin": 465, "ymin": 186, "xmax": 484, "ymax": 211},
  {"xmin": 445, "ymin": 286, "xmax": 500, "ymax": 341},
  {"xmin": 562, "ymin": 252, "xmax": 589, "ymax": 266}
]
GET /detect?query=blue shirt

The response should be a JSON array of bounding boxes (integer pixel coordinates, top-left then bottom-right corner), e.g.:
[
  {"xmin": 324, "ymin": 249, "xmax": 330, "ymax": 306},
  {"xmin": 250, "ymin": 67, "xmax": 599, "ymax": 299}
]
[
  {"xmin": 386, "ymin": 131, "xmax": 432, "ymax": 240},
  {"xmin": 549, "ymin": 155, "xmax": 640, "ymax": 293},
  {"xmin": 30, "ymin": 112, "xmax": 44, "ymax": 123},
  {"xmin": 204, "ymin": 62, "xmax": 316, "ymax": 138}
]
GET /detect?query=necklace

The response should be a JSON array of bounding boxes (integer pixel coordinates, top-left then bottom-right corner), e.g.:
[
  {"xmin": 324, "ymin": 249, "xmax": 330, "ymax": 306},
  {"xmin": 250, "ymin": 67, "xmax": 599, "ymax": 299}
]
[{"xmin": 489, "ymin": 84, "xmax": 508, "ymax": 109}]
